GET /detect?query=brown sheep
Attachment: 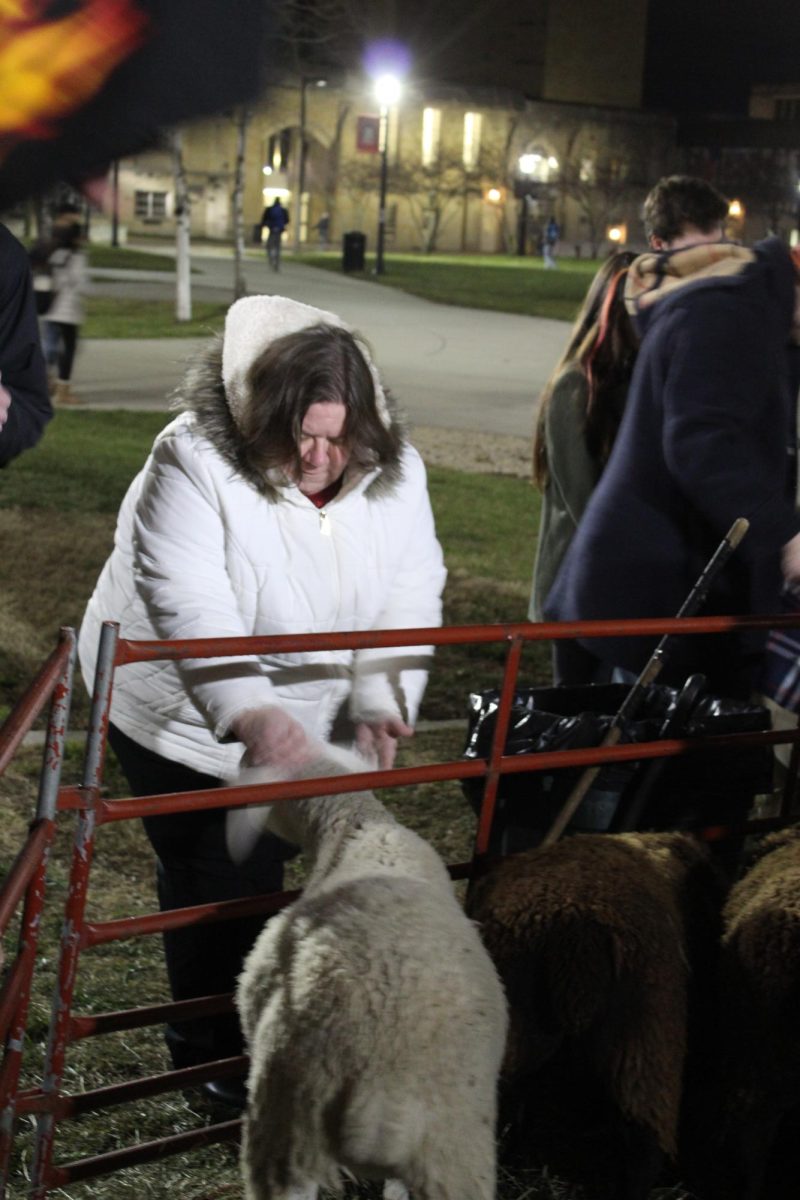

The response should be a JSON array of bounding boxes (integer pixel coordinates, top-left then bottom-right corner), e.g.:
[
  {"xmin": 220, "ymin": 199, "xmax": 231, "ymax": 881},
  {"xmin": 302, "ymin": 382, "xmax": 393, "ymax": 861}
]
[
  {"xmin": 708, "ymin": 824, "xmax": 800, "ymax": 1200},
  {"xmin": 467, "ymin": 831, "xmax": 725, "ymax": 1200}
]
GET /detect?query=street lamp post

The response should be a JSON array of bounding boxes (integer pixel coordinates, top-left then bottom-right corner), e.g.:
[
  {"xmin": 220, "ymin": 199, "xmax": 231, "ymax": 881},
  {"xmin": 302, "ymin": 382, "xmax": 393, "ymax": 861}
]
[
  {"xmin": 374, "ymin": 73, "xmax": 401, "ymax": 275},
  {"xmin": 293, "ymin": 75, "xmax": 326, "ymax": 254}
]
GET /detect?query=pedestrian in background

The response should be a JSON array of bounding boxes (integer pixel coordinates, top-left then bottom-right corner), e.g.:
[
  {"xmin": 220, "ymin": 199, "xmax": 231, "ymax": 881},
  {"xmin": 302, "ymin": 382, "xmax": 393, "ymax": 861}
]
[
  {"xmin": 543, "ymin": 215, "xmax": 560, "ymax": 268},
  {"xmin": 314, "ymin": 211, "xmax": 331, "ymax": 249},
  {"xmin": 42, "ymin": 208, "xmax": 89, "ymax": 406},
  {"xmin": 530, "ymin": 250, "xmax": 638, "ymax": 684},
  {"xmin": 261, "ymin": 197, "xmax": 290, "ymax": 271}
]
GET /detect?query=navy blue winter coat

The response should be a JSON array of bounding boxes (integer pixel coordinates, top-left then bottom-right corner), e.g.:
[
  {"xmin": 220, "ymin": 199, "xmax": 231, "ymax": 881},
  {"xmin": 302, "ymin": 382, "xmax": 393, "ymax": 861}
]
[
  {"xmin": 545, "ymin": 237, "xmax": 800, "ymax": 682},
  {"xmin": 0, "ymin": 222, "xmax": 51, "ymax": 468}
]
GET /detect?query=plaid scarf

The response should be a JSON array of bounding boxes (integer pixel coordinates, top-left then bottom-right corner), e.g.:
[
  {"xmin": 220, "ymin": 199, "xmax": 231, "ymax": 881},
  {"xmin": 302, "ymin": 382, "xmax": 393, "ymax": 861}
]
[
  {"xmin": 624, "ymin": 241, "xmax": 755, "ymax": 315},
  {"xmin": 625, "ymin": 240, "xmax": 800, "ymax": 345}
]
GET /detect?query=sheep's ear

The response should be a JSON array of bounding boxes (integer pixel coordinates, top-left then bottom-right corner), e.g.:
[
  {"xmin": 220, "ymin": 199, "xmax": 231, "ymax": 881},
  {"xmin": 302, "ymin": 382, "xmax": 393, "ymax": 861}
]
[{"xmin": 226, "ymin": 802, "xmax": 272, "ymax": 863}]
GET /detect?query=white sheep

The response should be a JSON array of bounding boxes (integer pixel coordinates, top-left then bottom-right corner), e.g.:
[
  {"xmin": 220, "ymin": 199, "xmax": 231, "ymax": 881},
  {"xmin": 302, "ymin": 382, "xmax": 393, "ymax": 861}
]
[{"xmin": 231, "ymin": 746, "xmax": 508, "ymax": 1200}]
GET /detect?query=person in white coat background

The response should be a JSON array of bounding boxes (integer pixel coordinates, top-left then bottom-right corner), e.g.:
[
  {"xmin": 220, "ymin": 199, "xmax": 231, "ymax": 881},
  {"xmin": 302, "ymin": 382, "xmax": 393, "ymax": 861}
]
[
  {"xmin": 41, "ymin": 209, "xmax": 89, "ymax": 406},
  {"xmin": 78, "ymin": 295, "xmax": 446, "ymax": 1106}
]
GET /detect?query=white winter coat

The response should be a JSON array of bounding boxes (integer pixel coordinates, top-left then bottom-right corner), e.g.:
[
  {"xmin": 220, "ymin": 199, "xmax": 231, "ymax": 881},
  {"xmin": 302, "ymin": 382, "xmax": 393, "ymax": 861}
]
[
  {"xmin": 78, "ymin": 297, "xmax": 446, "ymax": 778},
  {"xmin": 45, "ymin": 247, "xmax": 88, "ymax": 325}
]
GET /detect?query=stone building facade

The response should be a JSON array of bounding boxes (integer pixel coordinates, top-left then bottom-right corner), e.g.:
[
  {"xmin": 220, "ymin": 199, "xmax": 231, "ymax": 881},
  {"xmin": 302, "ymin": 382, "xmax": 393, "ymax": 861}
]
[{"xmin": 114, "ymin": 72, "xmax": 675, "ymax": 257}]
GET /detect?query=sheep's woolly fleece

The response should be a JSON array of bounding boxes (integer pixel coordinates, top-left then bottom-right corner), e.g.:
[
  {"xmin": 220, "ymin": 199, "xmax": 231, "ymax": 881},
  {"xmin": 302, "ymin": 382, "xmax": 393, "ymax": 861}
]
[{"xmin": 221, "ymin": 294, "xmax": 391, "ymax": 431}]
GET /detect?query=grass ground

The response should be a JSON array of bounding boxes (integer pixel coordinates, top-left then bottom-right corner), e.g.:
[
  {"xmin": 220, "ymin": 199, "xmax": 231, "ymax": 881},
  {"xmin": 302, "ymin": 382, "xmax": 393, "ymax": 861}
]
[
  {"xmin": 296, "ymin": 251, "xmax": 603, "ymax": 321},
  {"xmin": 86, "ymin": 245, "xmax": 177, "ymax": 271},
  {"xmin": 0, "ymin": 411, "xmax": 548, "ymax": 727},
  {"xmin": 83, "ymin": 297, "xmax": 228, "ymax": 339}
]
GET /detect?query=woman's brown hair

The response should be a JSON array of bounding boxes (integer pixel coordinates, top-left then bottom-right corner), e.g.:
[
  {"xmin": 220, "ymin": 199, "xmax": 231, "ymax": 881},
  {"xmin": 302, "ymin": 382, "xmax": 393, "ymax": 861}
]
[
  {"xmin": 239, "ymin": 323, "xmax": 402, "ymax": 481},
  {"xmin": 532, "ymin": 251, "xmax": 639, "ymax": 490}
]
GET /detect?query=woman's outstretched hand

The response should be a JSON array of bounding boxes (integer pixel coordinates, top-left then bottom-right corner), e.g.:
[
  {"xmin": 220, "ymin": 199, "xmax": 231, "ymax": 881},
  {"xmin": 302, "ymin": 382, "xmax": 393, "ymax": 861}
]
[
  {"xmin": 231, "ymin": 706, "xmax": 314, "ymax": 770},
  {"xmin": 355, "ymin": 716, "xmax": 414, "ymax": 769}
]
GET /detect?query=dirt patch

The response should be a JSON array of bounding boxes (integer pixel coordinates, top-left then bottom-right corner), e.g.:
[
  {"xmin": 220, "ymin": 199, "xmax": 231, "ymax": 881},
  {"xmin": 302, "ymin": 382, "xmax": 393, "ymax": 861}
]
[{"xmin": 412, "ymin": 424, "xmax": 531, "ymax": 479}]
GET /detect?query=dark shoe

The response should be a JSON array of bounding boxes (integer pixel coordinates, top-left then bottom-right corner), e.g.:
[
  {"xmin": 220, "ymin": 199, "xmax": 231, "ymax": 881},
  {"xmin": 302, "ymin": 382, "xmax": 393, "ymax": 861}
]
[{"xmin": 201, "ymin": 1077, "xmax": 248, "ymax": 1110}]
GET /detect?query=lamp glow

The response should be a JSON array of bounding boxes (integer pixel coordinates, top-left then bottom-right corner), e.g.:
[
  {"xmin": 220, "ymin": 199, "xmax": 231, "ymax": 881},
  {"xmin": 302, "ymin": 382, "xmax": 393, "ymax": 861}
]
[{"xmin": 374, "ymin": 73, "xmax": 401, "ymax": 108}]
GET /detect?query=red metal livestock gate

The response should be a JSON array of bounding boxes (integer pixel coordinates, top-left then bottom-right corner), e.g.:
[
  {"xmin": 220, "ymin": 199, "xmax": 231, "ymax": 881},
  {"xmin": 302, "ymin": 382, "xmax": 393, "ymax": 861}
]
[{"xmin": 1, "ymin": 614, "xmax": 798, "ymax": 1197}]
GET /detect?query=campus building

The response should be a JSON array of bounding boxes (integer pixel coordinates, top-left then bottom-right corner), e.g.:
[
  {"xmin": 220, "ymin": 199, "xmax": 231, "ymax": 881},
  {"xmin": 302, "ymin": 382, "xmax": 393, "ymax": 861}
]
[{"xmin": 104, "ymin": 0, "xmax": 679, "ymax": 257}]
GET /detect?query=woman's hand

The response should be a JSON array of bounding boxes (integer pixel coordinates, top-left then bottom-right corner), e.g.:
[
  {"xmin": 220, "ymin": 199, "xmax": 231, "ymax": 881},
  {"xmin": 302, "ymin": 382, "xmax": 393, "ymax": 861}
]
[
  {"xmin": 230, "ymin": 706, "xmax": 313, "ymax": 769},
  {"xmin": 782, "ymin": 532, "xmax": 800, "ymax": 587},
  {"xmin": 0, "ymin": 378, "xmax": 10, "ymax": 435},
  {"xmin": 355, "ymin": 716, "xmax": 414, "ymax": 769}
]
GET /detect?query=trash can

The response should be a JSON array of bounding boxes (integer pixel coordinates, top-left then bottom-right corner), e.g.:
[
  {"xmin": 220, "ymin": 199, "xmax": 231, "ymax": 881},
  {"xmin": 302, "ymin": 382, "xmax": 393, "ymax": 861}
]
[
  {"xmin": 342, "ymin": 231, "xmax": 366, "ymax": 272},
  {"xmin": 252, "ymin": 223, "xmax": 264, "ymax": 246},
  {"xmin": 461, "ymin": 681, "xmax": 773, "ymax": 854}
]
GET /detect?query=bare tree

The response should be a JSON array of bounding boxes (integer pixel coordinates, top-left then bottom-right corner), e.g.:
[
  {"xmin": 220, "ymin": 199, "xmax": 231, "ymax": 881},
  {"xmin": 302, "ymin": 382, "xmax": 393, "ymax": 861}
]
[
  {"xmin": 272, "ymin": 0, "xmax": 366, "ymax": 70},
  {"xmin": 559, "ymin": 153, "xmax": 632, "ymax": 256},
  {"xmin": 170, "ymin": 129, "xmax": 192, "ymax": 321},
  {"xmin": 232, "ymin": 107, "xmax": 251, "ymax": 298}
]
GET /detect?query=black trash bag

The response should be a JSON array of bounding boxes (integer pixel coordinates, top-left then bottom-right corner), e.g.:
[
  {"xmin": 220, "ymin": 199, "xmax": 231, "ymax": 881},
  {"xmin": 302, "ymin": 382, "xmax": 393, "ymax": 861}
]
[{"xmin": 462, "ymin": 682, "xmax": 772, "ymax": 855}]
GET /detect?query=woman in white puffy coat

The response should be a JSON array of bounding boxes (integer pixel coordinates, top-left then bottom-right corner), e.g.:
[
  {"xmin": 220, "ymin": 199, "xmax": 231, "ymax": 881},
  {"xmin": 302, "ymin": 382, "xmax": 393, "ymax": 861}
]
[{"xmin": 78, "ymin": 295, "xmax": 446, "ymax": 1103}]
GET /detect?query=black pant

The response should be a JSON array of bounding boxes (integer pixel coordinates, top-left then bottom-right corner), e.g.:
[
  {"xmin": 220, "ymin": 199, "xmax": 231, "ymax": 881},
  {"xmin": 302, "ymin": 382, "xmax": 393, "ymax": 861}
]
[
  {"xmin": 107, "ymin": 724, "xmax": 294, "ymax": 1069},
  {"xmin": 45, "ymin": 320, "xmax": 78, "ymax": 380}
]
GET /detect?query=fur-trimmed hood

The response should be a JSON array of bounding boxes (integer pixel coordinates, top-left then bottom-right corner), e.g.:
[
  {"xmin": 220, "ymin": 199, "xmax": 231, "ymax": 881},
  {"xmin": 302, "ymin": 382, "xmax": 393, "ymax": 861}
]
[{"xmin": 169, "ymin": 295, "xmax": 409, "ymax": 501}]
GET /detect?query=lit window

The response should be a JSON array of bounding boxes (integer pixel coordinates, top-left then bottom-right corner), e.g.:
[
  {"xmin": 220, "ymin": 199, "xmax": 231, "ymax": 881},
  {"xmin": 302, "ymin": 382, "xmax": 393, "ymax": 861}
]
[
  {"xmin": 519, "ymin": 148, "xmax": 558, "ymax": 182},
  {"xmin": 463, "ymin": 111, "xmax": 482, "ymax": 169},
  {"xmin": 421, "ymin": 107, "xmax": 441, "ymax": 167},
  {"xmin": 267, "ymin": 129, "xmax": 292, "ymax": 172},
  {"xmin": 134, "ymin": 190, "xmax": 167, "ymax": 220}
]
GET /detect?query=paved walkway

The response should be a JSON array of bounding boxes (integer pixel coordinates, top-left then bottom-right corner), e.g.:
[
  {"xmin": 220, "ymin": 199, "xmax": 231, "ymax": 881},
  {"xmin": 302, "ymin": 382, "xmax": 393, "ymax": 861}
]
[{"xmin": 79, "ymin": 248, "xmax": 568, "ymax": 438}]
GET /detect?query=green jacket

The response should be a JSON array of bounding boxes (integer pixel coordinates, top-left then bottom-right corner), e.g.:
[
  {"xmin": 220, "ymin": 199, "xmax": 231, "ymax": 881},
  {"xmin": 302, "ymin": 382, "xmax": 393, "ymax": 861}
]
[{"xmin": 529, "ymin": 366, "xmax": 602, "ymax": 621}]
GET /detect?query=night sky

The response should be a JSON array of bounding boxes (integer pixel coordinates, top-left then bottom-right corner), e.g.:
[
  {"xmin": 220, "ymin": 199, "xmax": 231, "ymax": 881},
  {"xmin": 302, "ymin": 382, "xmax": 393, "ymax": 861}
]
[{"xmin": 644, "ymin": 0, "xmax": 800, "ymax": 116}]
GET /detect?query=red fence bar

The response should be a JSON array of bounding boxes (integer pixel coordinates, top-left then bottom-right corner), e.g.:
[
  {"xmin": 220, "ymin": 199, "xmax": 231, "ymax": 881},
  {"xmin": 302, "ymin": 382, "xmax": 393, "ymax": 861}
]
[
  {"xmin": 93, "ymin": 725, "xmax": 800, "ymax": 828},
  {"xmin": 111, "ymin": 610, "xmax": 800, "ymax": 667},
  {"xmin": 68, "ymin": 992, "xmax": 237, "ymax": 1042},
  {"xmin": 0, "ymin": 822, "xmax": 52, "ymax": 944},
  {"xmin": 0, "ymin": 629, "xmax": 76, "ymax": 1200},
  {"xmin": 48, "ymin": 1119, "xmax": 241, "ymax": 1190},
  {"xmin": 0, "ymin": 634, "xmax": 73, "ymax": 778}
]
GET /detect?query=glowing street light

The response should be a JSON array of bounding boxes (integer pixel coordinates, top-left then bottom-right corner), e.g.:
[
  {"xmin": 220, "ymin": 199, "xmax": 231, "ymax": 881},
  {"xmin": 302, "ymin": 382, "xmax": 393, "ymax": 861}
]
[{"xmin": 374, "ymin": 72, "xmax": 402, "ymax": 275}]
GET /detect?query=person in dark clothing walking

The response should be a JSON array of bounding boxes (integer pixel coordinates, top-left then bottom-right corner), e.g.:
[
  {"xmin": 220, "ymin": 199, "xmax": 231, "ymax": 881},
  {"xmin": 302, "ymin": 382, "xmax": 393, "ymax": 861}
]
[
  {"xmin": 0, "ymin": 222, "xmax": 52, "ymax": 468},
  {"xmin": 261, "ymin": 197, "xmax": 290, "ymax": 271},
  {"xmin": 545, "ymin": 177, "xmax": 800, "ymax": 699}
]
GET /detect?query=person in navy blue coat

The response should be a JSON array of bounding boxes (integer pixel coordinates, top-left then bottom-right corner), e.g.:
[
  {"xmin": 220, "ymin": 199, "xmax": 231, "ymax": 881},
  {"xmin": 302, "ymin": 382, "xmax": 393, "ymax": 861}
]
[
  {"xmin": 545, "ymin": 177, "xmax": 800, "ymax": 698},
  {"xmin": 0, "ymin": 222, "xmax": 52, "ymax": 468}
]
